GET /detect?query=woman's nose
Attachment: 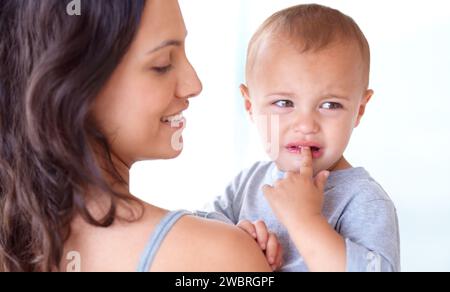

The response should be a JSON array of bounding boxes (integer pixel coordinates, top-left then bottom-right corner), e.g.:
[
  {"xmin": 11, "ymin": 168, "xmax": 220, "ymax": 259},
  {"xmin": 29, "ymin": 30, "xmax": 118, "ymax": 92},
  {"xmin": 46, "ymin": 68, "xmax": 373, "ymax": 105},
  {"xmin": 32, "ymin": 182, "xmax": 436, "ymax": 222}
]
[{"xmin": 177, "ymin": 60, "xmax": 203, "ymax": 100}]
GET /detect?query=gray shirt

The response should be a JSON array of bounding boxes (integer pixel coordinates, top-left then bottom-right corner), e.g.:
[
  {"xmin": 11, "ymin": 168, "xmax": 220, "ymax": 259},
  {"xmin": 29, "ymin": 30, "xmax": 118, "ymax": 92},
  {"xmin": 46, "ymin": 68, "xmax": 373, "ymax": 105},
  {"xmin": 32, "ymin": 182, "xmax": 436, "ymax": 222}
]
[{"xmin": 198, "ymin": 161, "xmax": 400, "ymax": 272}]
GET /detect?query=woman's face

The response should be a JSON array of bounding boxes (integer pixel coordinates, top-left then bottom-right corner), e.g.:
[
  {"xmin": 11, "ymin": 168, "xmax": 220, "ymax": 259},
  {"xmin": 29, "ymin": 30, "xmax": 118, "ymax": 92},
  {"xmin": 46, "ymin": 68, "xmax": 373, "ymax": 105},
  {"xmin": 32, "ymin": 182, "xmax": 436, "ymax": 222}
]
[{"xmin": 92, "ymin": 0, "xmax": 202, "ymax": 166}]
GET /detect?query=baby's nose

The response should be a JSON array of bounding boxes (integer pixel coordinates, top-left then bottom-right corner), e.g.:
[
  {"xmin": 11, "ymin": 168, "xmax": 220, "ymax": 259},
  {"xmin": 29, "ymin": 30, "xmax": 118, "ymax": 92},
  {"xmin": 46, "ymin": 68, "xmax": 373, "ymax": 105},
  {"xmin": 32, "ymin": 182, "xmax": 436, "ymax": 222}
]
[{"xmin": 293, "ymin": 115, "xmax": 320, "ymax": 134}]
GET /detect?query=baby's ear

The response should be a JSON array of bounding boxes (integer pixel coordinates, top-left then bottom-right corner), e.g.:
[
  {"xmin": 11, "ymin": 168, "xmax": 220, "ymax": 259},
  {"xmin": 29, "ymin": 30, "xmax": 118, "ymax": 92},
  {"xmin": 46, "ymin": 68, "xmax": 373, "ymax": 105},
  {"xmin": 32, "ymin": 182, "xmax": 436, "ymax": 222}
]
[
  {"xmin": 355, "ymin": 89, "xmax": 374, "ymax": 128},
  {"xmin": 240, "ymin": 84, "xmax": 253, "ymax": 119}
]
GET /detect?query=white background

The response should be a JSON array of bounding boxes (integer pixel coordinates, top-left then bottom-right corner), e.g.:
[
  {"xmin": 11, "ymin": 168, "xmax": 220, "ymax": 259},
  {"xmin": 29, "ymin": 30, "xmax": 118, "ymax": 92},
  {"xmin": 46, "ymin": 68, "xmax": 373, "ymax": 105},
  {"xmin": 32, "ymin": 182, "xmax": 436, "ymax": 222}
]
[{"xmin": 130, "ymin": 0, "xmax": 450, "ymax": 271}]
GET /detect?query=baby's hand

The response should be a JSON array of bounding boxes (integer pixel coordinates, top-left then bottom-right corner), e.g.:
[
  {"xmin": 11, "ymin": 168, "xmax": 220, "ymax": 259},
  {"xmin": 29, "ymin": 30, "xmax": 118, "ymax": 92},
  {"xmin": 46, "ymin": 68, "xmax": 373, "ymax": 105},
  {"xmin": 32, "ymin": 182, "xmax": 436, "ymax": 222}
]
[
  {"xmin": 263, "ymin": 147, "xmax": 330, "ymax": 229},
  {"xmin": 237, "ymin": 220, "xmax": 283, "ymax": 271}
]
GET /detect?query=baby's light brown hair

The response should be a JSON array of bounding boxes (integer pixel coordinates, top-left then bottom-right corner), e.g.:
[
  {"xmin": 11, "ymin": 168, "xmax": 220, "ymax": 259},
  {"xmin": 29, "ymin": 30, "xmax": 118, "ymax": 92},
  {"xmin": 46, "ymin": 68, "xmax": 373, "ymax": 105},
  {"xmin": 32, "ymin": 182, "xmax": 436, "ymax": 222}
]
[{"xmin": 246, "ymin": 4, "xmax": 371, "ymax": 87}]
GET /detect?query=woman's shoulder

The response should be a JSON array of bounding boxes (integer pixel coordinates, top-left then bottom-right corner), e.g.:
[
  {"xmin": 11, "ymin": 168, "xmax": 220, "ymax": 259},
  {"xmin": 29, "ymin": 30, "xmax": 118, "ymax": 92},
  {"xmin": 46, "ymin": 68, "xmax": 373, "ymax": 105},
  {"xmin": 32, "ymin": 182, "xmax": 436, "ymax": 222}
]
[
  {"xmin": 150, "ymin": 213, "xmax": 271, "ymax": 272},
  {"xmin": 63, "ymin": 204, "xmax": 270, "ymax": 272}
]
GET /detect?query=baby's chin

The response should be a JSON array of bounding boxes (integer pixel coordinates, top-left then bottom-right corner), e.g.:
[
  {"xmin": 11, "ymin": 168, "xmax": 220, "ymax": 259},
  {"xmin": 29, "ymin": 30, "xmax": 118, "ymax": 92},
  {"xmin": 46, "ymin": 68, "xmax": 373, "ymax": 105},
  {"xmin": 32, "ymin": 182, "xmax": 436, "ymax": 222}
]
[
  {"xmin": 274, "ymin": 158, "xmax": 325, "ymax": 175},
  {"xmin": 274, "ymin": 159, "xmax": 308, "ymax": 173}
]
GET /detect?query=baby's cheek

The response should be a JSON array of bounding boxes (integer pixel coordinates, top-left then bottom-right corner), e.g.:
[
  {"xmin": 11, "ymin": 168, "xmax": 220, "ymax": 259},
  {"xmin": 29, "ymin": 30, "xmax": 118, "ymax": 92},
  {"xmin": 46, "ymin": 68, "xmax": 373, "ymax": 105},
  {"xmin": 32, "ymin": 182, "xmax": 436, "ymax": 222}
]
[
  {"xmin": 318, "ymin": 143, "xmax": 347, "ymax": 172},
  {"xmin": 334, "ymin": 130, "xmax": 353, "ymax": 154},
  {"xmin": 274, "ymin": 153, "xmax": 300, "ymax": 173},
  {"xmin": 324, "ymin": 120, "xmax": 353, "ymax": 146}
]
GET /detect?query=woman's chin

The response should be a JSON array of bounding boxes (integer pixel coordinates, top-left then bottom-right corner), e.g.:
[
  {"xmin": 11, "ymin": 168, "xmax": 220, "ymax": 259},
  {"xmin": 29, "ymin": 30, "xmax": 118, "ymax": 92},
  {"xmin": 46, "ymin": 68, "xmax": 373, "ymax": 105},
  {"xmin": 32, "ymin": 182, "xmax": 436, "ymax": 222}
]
[
  {"xmin": 167, "ymin": 150, "xmax": 183, "ymax": 159},
  {"xmin": 137, "ymin": 146, "xmax": 183, "ymax": 161},
  {"xmin": 160, "ymin": 147, "xmax": 184, "ymax": 160},
  {"xmin": 151, "ymin": 135, "xmax": 185, "ymax": 159}
]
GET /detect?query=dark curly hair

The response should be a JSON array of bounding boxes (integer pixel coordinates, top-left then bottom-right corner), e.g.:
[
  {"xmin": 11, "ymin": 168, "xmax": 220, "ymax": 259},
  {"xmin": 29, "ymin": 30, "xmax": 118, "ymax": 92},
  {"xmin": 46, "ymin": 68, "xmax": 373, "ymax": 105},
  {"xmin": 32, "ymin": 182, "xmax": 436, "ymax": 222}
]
[{"xmin": 0, "ymin": 0, "xmax": 146, "ymax": 271}]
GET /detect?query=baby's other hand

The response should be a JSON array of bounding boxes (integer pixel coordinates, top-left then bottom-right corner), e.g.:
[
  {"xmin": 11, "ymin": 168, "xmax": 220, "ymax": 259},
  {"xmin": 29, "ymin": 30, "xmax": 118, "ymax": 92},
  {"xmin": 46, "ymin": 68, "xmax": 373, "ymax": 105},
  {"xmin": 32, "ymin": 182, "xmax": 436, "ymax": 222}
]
[{"xmin": 237, "ymin": 220, "xmax": 283, "ymax": 271}]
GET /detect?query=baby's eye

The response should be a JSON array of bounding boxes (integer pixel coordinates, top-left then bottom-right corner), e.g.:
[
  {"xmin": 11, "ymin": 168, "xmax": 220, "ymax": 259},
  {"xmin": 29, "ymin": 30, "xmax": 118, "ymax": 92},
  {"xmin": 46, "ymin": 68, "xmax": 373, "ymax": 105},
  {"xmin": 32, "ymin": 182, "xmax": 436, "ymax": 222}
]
[
  {"xmin": 321, "ymin": 102, "xmax": 343, "ymax": 110},
  {"xmin": 273, "ymin": 100, "xmax": 294, "ymax": 108}
]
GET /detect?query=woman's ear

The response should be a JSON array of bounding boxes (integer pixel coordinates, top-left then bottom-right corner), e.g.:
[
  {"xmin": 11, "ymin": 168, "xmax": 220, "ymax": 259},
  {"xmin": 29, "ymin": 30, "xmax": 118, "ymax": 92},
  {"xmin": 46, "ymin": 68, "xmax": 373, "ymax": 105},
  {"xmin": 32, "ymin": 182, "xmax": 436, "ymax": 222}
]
[
  {"xmin": 240, "ymin": 84, "xmax": 254, "ymax": 120},
  {"xmin": 355, "ymin": 89, "xmax": 374, "ymax": 128}
]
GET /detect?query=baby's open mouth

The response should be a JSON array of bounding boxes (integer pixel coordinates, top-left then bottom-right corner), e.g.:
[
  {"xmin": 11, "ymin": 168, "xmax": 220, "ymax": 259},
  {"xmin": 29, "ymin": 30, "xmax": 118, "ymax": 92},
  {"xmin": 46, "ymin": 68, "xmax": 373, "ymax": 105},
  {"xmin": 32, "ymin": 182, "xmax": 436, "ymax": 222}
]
[
  {"xmin": 285, "ymin": 143, "xmax": 324, "ymax": 158},
  {"xmin": 287, "ymin": 145, "xmax": 320, "ymax": 152}
]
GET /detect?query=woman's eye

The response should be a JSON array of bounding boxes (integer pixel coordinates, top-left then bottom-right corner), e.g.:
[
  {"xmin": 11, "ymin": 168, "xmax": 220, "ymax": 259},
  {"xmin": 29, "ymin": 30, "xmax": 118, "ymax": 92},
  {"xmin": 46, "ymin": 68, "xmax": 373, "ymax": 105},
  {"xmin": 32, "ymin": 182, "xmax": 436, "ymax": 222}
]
[
  {"xmin": 273, "ymin": 100, "xmax": 294, "ymax": 108},
  {"xmin": 321, "ymin": 102, "xmax": 343, "ymax": 110},
  {"xmin": 152, "ymin": 65, "xmax": 173, "ymax": 74}
]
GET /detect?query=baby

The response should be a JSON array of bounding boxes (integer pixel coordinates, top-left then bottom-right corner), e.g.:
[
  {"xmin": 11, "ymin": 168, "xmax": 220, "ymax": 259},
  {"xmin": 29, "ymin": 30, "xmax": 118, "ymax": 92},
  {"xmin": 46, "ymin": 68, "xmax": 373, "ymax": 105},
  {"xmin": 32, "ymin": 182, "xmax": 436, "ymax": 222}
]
[{"xmin": 199, "ymin": 4, "xmax": 400, "ymax": 272}]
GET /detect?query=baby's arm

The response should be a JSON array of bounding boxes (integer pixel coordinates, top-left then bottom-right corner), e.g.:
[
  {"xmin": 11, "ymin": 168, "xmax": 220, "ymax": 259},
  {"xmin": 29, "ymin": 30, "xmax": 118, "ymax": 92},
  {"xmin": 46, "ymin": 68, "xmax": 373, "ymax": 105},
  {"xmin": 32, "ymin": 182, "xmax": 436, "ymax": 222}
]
[
  {"xmin": 337, "ymin": 197, "xmax": 400, "ymax": 272},
  {"xmin": 263, "ymin": 147, "xmax": 400, "ymax": 272},
  {"xmin": 263, "ymin": 147, "xmax": 346, "ymax": 272}
]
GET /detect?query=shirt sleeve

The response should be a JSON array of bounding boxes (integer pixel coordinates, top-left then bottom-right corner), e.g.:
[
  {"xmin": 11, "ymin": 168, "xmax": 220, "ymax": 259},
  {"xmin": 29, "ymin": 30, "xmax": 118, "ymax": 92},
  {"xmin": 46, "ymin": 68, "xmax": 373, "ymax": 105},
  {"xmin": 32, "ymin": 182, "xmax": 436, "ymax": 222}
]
[
  {"xmin": 196, "ymin": 162, "xmax": 272, "ymax": 225},
  {"xmin": 195, "ymin": 173, "xmax": 244, "ymax": 225},
  {"xmin": 338, "ymin": 199, "xmax": 401, "ymax": 272}
]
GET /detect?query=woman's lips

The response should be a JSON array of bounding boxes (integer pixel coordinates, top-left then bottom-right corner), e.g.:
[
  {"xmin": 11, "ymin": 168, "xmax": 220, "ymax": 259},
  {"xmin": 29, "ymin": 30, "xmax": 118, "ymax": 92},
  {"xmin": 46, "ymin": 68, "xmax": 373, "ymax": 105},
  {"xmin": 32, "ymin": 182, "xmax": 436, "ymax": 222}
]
[{"xmin": 161, "ymin": 112, "xmax": 186, "ymax": 129}]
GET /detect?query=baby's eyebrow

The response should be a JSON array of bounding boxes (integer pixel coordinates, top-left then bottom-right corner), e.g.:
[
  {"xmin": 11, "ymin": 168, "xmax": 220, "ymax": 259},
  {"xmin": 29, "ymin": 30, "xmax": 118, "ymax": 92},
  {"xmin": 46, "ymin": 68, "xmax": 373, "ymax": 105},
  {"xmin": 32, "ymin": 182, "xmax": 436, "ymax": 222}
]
[
  {"xmin": 323, "ymin": 93, "xmax": 350, "ymax": 100},
  {"xmin": 325, "ymin": 94, "xmax": 350, "ymax": 101},
  {"xmin": 264, "ymin": 92, "xmax": 295, "ymax": 98},
  {"xmin": 264, "ymin": 92, "xmax": 350, "ymax": 101}
]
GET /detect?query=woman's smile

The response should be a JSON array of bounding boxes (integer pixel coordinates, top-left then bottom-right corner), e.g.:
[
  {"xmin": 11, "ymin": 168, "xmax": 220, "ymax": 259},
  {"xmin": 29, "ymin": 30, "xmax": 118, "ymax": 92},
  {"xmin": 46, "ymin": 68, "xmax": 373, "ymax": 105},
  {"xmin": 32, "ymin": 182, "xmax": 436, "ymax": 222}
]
[{"xmin": 161, "ymin": 111, "xmax": 186, "ymax": 129}]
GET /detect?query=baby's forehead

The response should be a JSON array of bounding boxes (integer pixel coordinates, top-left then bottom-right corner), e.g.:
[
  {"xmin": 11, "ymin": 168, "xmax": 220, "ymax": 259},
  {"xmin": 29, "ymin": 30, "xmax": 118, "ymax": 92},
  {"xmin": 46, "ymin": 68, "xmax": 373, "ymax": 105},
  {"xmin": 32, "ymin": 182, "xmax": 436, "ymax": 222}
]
[
  {"xmin": 263, "ymin": 33, "xmax": 364, "ymax": 60},
  {"xmin": 248, "ymin": 34, "xmax": 369, "ymax": 87},
  {"xmin": 245, "ymin": 4, "xmax": 371, "ymax": 88}
]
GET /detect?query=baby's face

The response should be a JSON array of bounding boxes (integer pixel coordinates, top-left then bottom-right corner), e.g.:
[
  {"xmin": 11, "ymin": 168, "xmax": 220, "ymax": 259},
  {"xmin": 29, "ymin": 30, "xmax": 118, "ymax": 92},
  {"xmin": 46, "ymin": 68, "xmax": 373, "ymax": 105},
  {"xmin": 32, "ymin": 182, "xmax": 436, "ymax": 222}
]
[{"xmin": 243, "ymin": 39, "xmax": 373, "ymax": 174}]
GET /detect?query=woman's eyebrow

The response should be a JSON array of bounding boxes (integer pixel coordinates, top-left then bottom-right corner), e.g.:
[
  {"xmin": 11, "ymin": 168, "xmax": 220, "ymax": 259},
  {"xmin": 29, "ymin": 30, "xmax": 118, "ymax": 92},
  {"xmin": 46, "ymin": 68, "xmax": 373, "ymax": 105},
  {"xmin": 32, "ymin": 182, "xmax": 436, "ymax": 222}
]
[{"xmin": 147, "ymin": 39, "xmax": 182, "ymax": 54}]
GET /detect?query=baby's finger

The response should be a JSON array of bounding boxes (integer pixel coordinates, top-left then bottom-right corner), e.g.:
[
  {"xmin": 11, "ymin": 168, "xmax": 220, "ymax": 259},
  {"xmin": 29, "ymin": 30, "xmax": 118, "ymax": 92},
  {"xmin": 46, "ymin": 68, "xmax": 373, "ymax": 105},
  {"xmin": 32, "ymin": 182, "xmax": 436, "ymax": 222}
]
[
  {"xmin": 266, "ymin": 233, "xmax": 279, "ymax": 266},
  {"xmin": 300, "ymin": 147, "xmax": 313, "ymax": 177},
  {"xmin": 314, "ymin": 170, "xmax": 330, "ymax": 193},
  {"xmin": 237, "ymin": 220, "xmax": 257, "ymax": 238},
  {"xmin": 275, "ymin": 243, "xmax": 284, "ymax": 271},
  {"xmin": 254, "ymin": 221, "xmax": 269, "ymax": 251}
]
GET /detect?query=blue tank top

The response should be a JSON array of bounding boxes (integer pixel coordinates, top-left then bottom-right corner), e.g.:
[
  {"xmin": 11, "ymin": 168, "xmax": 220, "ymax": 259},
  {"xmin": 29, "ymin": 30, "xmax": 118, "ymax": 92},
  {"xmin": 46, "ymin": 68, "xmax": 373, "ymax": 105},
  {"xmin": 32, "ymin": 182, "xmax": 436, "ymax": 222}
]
[{"xmin": 136, "ymin": 210, "xmax": 191, "ymax": 272}]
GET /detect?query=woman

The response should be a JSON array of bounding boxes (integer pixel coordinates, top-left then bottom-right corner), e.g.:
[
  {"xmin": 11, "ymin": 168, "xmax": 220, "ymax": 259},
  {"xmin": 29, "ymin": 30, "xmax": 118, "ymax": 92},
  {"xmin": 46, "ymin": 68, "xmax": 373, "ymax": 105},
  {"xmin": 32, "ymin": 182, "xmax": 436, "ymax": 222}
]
[{"xmin": 0, "ymin": 0, "xmax": 271, "ymax": 272}]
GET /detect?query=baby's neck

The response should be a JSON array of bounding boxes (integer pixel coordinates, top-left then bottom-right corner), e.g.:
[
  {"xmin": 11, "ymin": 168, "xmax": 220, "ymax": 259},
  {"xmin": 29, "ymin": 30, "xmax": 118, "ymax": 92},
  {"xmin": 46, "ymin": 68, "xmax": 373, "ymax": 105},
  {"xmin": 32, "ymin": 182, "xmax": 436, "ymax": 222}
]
[{"xmin": 329, "ymin": 157, "xmax": 352, "ymax": 172}]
